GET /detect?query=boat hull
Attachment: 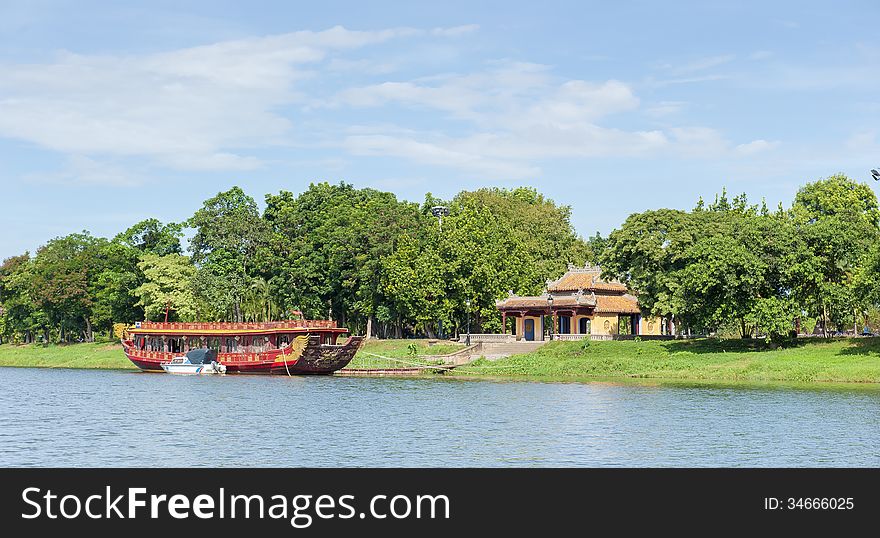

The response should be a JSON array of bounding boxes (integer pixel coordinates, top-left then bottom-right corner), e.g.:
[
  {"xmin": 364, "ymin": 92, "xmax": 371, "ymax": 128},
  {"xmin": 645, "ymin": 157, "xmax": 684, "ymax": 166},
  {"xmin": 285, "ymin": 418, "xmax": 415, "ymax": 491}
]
[
  {"xmin": 123, "ymin": 335, "xmax": 363, "ymax": 375},
  {"xmin": 161, "ymin": 363, "xmax": 225, "ymax": 375}
]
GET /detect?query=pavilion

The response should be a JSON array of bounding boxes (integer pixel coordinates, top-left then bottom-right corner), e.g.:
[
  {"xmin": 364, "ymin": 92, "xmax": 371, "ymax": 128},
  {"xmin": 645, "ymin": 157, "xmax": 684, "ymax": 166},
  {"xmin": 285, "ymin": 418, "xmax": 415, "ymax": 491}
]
[{"xmin": 495, "ymin": 263, "xmax": 666, "ymax": 341}]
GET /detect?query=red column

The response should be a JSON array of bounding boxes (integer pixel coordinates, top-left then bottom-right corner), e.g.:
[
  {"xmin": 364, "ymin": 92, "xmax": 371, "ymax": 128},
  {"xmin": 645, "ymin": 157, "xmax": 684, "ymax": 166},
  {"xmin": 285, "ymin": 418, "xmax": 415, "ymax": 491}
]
[{"xmin": 502, "ymin": 312, "xmax": 507, "ymax": 334}]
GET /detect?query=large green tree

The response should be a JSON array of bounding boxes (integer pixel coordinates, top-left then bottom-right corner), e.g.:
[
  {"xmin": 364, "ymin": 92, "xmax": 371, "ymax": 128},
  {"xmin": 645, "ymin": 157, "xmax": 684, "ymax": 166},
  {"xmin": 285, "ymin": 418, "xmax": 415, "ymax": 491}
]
[
  {"xmin": 189, "ymin": 187, "xmax": 269, "ymax": 322},
  {"xmin": 115, "ymin": 218, "xmax": 184, "ymax": 256},
  {"xmin": 133, "ymin": 254, "xmax": 199, "ymax": 321},
  {"xmin": 28, "ymin": 232, "xmax": 106, "ymax": 342},
  {"xmin": 792, "ymin": 174, "xmax": 880, "ymax": 334},
  {"xmin": 0, "ymin": 254, "xmax": 45, "ymax": 344},
  {"xmin": 264, "ymin": 182, "xmax": 422, "ymax": 335},
  {"xmin": 388, "ymin": 187, "xmax": 590, "ymax": 336},
  {"xmin": 603, "ymin": 190, "xmax": 803, "ymax": 338}
]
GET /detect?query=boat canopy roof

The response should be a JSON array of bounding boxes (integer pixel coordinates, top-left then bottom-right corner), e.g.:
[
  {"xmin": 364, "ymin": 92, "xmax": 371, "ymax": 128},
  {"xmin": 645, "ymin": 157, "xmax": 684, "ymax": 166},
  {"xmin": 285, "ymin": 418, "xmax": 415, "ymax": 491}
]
[
  {"xmin": 130, "ymin": 320, "xmax": 348, "ymax": 336},
  {"xmin": 185, "ymin": 348, "xmax": 218, "ymax": 364}
]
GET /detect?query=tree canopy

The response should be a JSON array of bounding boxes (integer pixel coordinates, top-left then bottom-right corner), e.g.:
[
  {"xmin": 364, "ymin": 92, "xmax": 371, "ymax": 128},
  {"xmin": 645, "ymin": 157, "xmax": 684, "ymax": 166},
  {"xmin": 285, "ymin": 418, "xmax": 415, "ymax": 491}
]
[
  {"xmin": 4, "ymin": 175, "xmax": 880, "ymax": 345},
  {"xmin": 601, "ymin": 176, "xmax": 880, "ymax": 339}
]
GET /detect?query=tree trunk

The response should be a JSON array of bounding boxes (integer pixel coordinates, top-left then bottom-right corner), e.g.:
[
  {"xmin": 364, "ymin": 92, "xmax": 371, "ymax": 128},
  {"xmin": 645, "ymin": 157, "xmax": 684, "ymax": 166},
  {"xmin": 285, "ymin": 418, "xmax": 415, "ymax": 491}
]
[
  {"xmin": 822, "ymin": 303, "xmax": 829, "ymax": 338},
  {"xmin": 365, "ymin": 316, "xmax": 373, "ymax": 340},
  {"xmin": 234, "ymin": 302, "xmax": 242, "ymax": 323},
  {"xmin": 84, "ymin": 316, "xmax": 94, "ymax": 343}
]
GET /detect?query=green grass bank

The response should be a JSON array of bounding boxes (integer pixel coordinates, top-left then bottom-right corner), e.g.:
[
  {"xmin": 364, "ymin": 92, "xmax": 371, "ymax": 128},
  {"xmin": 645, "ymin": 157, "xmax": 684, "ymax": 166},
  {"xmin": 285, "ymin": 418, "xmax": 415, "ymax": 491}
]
[
  {"xmin": 4, "ymin": 337, "xmax": 880, "ymax": 385},
  {"xmin": 0, "ymin": 342, "xmax": 135, "ymax": 370},
  {"xmin": 0, "ymin": 338, "xmax": 465, "ymax": 371},
  {"xmin": 455, "ymin": 337, "xmax": 880, "ymax": 384},
  {"xmin": 346, "ymin": 339, "xmax": 466, "ymax": 369}
]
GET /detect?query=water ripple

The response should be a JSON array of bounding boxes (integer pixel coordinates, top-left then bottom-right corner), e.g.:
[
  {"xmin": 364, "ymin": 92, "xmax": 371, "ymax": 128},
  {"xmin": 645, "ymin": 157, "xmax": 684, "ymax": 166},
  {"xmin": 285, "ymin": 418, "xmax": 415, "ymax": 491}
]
[{"xmin": 0, "ymin": 368, "xmax": 879, "ymax": 467}]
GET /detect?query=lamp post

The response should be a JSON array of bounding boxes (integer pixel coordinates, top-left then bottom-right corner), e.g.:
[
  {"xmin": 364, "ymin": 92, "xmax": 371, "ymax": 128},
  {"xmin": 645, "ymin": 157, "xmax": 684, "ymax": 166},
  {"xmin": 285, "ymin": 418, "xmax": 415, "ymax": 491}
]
[
  {"xmin": 547, "ymin": 295, "xmax": 554, "ymax": 341},
  {"xmin": 431, "ymin": 205, "xmax": 450, "ymax": 232},
  {"xmin": 465, "ymin": 299, "xmax": 471, "ymax": 345},
  {"xmin": 430, "ymin": 205, "xmax": 450, "ymax": 339}
]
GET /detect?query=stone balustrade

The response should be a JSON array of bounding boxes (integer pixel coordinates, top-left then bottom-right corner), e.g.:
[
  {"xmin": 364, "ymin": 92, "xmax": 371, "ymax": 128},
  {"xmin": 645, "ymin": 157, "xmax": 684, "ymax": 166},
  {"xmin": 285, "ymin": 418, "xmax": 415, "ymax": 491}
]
[
  {"xmin": 457, "ymin": 333, "xmax": 682, "ymax": 343},
  {"xmin": 457, "ymin": 334, "xmax": 517, "ymax": 343},
  {"xmin": 553, "ymin": 334, "xmax": 590, "ymax": 341}
]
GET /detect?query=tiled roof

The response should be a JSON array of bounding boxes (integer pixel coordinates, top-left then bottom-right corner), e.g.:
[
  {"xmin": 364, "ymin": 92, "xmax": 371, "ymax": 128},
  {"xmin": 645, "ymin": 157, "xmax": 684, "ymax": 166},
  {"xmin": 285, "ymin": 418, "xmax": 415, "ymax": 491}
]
[
  {"xmin": 595, "ymin": 294, "xmax": 640, "ymax": 314},
  {"xmin": 545, "ymin": 264, "xmax": 628, "ymax": 292},
  {"xmin": 496, "ymin": 295, "xmax": 593, "ymax": 309},
  {"xmin": 497, "ymin": 293, "xmax": 641, "ymax": 314}
]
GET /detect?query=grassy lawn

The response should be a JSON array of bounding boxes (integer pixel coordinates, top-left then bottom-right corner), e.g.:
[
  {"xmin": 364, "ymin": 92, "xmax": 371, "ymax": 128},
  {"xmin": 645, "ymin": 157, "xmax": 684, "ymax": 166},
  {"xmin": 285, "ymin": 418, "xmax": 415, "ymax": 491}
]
[
  {"xmin": 347, "ymin": 338, "xmax": 466, "ymax": 369},
  {"xmin": 454, "ymin": 337, "xmax": 880, "ymax": 384},
  {"xmin": 4, "ymin": 337, "xmax": 880, "ymax": 385},
  {"xmin": 0, "ymin": 338, "xmax": 466, "ymax": 371},
  {"xmin": 0, "ymin": 342, "xmax": 135, "ymax": 370}
]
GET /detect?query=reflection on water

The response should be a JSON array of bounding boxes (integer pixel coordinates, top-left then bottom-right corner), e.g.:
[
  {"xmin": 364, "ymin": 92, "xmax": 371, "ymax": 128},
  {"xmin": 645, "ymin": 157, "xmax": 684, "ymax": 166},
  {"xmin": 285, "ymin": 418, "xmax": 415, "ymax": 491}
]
[{"xmin": 0, "ymin": 367, "xmax": 878, "ymax": 467}]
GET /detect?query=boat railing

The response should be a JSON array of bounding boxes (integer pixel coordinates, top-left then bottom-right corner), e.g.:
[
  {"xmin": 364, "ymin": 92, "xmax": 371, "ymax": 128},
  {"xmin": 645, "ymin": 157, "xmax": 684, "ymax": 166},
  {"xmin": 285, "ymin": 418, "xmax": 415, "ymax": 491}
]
[{"xmin": 136, "ymin": 320, "xmax": 339, "ymax": 331}]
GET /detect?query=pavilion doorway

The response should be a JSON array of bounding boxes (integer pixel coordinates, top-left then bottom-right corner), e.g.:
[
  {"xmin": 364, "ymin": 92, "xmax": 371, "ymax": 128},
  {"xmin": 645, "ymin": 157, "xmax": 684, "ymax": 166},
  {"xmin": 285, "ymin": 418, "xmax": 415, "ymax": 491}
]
[
  {"xmin": 579, "ymin": 317, "xmax": 591, "ymax": 334},
  {"xmin": 524, "ymin": 319, "xmax": 535, "ymax": 341}
]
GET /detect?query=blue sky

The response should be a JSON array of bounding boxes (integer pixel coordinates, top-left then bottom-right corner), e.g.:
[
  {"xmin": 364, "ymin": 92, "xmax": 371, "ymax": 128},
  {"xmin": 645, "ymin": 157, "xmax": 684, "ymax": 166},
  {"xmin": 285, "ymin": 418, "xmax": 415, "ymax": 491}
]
[{"xmin": 1, "ymin": 0, "xmax": 879, "ymax": 259}]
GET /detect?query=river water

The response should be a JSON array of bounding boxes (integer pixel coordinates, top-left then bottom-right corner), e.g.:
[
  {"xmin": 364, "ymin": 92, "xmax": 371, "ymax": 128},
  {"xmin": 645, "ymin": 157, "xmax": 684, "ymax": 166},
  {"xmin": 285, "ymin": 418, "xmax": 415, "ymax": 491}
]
[{"xmin": 1, "ymin": 367, "xmax": 878, "ymax": 467}]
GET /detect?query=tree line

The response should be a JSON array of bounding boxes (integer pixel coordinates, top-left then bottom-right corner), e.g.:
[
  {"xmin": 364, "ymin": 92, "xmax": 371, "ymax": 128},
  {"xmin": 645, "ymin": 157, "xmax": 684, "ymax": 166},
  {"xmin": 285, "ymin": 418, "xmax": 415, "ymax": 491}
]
[
  {"xmin": 601, "ymin": 174, "xmax": 880, "ymax": 340},
  {"xmin": 0, "ymin": 184, "xmax": 592, "ymax": 343},
  {"xmin": 2, "ymin": 175, "xmax": 879, "ymax": 345}
]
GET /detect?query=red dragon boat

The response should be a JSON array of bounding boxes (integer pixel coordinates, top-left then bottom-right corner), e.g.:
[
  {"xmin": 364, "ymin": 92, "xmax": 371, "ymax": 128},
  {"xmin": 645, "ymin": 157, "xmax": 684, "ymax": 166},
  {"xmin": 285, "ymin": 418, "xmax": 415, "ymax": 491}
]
[{"xmin": 121, "ymin": 319, "xmax": 364, "ymax": 374}]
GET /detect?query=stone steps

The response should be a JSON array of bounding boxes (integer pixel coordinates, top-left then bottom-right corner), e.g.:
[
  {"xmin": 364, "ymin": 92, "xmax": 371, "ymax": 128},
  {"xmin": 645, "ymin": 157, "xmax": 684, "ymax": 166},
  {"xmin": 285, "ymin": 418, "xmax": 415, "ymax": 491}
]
[{"xmin": 478, "ymin": 341, "xmax": 547, "ymax": 360}]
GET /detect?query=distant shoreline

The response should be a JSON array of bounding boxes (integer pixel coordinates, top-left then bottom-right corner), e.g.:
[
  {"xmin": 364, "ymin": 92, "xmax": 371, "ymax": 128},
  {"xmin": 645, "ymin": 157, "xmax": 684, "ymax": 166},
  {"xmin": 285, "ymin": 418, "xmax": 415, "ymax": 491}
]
[
  {"xmin": 451, "ymin": 338, "xmax": 880, "ymax": 386},
  {"xmin": 3, "ymin": 338, "xmax": 880, "ymax": 387}
]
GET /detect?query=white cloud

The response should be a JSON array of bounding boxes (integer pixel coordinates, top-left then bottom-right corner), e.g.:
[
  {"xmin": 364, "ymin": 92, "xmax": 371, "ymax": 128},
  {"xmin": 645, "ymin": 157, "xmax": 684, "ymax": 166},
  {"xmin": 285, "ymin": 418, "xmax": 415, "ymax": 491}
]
[
  {"xmin": 431, "ymin": 24, "xmax": 480, "ymax": 37},
  {"xmin": 647, "ymin": 74, "xmax": 730, "ymax": 87},
  {"xmin": 345, "ymin": 134, "xmax": 541, "ymax": 179},
  {"xmin": 329, "ymin": 61, "xmax": 553, "ymax": 120},
  {"xmin": 0, "ymin": 24, "xmax": 779, "ymax": 184},
  {"xmin": 662, "ymin": 54, "xmax": 736, "ymax": 75},
  {"xmin": 0, "ymin": 25, "xmax": 471, "ymax": 183},
  {"xmin": 735, "ymin": 139, "xmax": 780, "ymax": 155},
  {"xmin": 514, "ymin": 80, "xmax": 640, "ymax": 127},
  {"xmin": 645, "ymin": 101, "xmax": 687, "ymax": 118},
  {"xmin": 330, "ymin": 62, "xmax": 753, "ymax": 175},
  {"xmin": 23, "ymin": 155, "xmax": 144, "ymax": 187}
]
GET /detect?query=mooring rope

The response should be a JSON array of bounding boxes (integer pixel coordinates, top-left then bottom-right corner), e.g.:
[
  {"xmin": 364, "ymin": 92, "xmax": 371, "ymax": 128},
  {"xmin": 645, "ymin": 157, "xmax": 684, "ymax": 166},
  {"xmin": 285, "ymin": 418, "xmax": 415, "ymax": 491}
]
[
  {"xmin": 357, "ymin": 352, "xmax": 455, "ymax": 370},
  {"xmin": 282, "ymin": 343, "xmax": 292, "ymax": 377}
]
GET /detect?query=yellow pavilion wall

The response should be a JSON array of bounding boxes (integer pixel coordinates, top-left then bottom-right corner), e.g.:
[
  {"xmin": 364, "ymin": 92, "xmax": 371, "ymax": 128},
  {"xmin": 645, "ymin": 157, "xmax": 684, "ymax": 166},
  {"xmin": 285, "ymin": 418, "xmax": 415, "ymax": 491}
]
[
  {"xmin": 592, "ymin": 313, "xmax": 619, "ymax": 335},
  {"xmin": 513, "ymin": 312, "xmax": 661, "ymax": 338},
  {"xmin": 639, "ymin": 316, "xmax": 663, "ymax": 335},
  {"xmin": 515, "ymin": 315, "xmax": 544, "ymax": 341}
]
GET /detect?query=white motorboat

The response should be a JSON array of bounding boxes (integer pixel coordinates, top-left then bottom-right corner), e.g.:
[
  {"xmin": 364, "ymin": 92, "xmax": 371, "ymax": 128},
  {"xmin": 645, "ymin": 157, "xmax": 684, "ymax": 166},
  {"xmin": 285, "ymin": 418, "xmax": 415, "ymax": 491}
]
[{"xmin": 160, "ymin": 349, "xmax": 227, "ymax": 375}]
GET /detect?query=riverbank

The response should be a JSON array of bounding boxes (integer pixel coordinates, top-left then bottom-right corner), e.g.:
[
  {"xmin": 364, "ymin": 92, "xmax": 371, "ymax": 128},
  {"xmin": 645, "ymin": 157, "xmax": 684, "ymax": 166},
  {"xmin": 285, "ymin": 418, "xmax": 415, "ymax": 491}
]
[
  {"xmin": 0, "ymin": 342, "xmax": 135, "ymax": 369},
  {"xmin": 454, "ymin": 337, "xmax": 880, "ymax": 384},
  {"xmin": 3, "ymin": 337, "xmax": 880, "ymax": 386},
  {"xmin": 0, "ymin": 339, "xmax": 465, "ymax": 371}
]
